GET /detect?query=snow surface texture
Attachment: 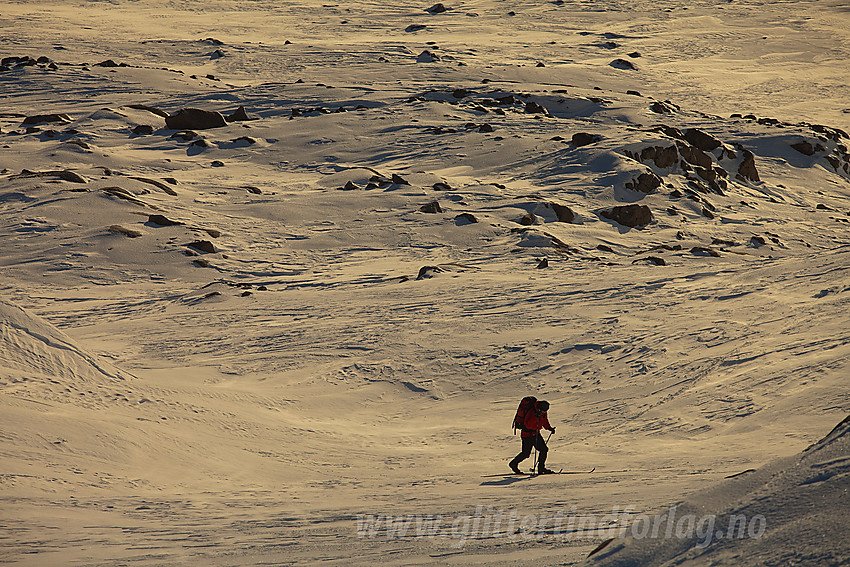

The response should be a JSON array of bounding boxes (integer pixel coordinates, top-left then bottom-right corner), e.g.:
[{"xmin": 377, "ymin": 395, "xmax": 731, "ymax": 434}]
[{"xmin": 1, "ymin": 1, "xmax": 849, "ymax": 565}]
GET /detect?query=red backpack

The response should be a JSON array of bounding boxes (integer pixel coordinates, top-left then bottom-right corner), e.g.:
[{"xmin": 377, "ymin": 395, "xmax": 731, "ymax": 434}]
[{"xmin": 513, "ymin": 396, "xmax": 537, "ymax": 434}]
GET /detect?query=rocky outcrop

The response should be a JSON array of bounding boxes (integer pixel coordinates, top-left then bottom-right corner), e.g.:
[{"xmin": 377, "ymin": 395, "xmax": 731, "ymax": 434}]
[{"xmin": 737, "ymin": 149, "xmax": 760, "ymax": 182}]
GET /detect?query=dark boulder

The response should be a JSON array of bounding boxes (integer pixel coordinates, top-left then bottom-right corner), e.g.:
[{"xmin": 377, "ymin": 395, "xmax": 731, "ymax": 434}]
[
  {"xmin": 626, "ymin": 172, "xmax": 662, "ymax": 194},
  {"xmin": 22, "ymin": 113, "xmax": 72, "ymax": 125},
  {"xmin": 420, "ymin": 201, "xmax": 443, "ymax": 213},
  {"xmin": 790, "ymin": 140, "xmax": 816, "ymax": 156},
  {"xmin": 737, "ymin": 149, "xmax": 760, "ymax": 182},
  {"xmin": 147, "ymin": 214, "xmax": 183, "ymax": 226},
  {"xmin": 599, "ymin": 204, "xmax": 653, "ymax": 227},
  {"xmin": 571, "ymin": 132, "xmax": 599, "ymax": 147},
  {"xmin": 550, "ymin": 203, "xmax": 575, "ymax": 223},
  {"xmin": 226, "ymin": 106, "xmax": 257, "ymax": 122},
  {"xmin": 678, "ymin": 144, "xmax": 713, "ymax": 169},
  {"xmin": 165, "ymin": 108, "xmax": 227, "ymax": 130},
  {"xmin": 187, "ymin": 240, "xmax": 216, "ymax": 254},
  {"xmin": 683, "ymin": 128, "xmax": 721, "ymax": 151},
  {"xmin": 426, "ymin": 3, "xmax": 448, "ymax": 13},
  {"xmin": 524, "ymin": 101, "xmax": 548, "ymax": 114}
]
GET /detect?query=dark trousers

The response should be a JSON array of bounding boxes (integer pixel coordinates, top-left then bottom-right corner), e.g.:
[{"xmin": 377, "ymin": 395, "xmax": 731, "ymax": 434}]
[{"xmin": 511, "ymin": 433, "xmax": 548, "ymax": 470}]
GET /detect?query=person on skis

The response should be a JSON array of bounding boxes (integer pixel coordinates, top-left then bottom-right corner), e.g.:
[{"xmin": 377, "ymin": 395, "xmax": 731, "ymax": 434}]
[{"xmin": 509, "ymin": 399, "xmax": 556, "ymax": 474}]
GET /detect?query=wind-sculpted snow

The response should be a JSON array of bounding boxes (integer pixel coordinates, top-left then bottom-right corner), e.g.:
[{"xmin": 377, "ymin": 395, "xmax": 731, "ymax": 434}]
[{"xmin": 1, "ymin": 0, "xmax": 849, "ymax": 565}]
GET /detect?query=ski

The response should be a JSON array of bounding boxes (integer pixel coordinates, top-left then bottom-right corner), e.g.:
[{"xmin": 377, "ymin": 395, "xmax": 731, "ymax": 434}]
[{"xmin": 481, "ymin": 467, "xmax": 595, "ymax": 478}]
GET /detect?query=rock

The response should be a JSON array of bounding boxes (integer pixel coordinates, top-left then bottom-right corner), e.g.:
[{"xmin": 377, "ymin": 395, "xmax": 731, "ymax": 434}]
[
  {"xmin": 342, "ymin": 180, "xmax": 359, "ymax": 190},
  {"xmin": 126, "ymin": 104, "xmax": 169, "ymax": 118},
  {"xmin": 416, "ymin": 50, "xmax": 438, "ymax": 62},
  {"xmin": 478, "ymin": 123, "xmax": 494, "ymax": 132},
  {"xmin": 791, "ymin": 140, "xmax": 816, "ymax": 156},
  {"xmin": 550, "ymin": 202, "xmax": 575, "ymax": 223},
  {"xmin": 650, "ymin": 145, "xmax": 679, "ymax": 168},
  {"xmin": 128, "ymin": 176, "xmax": 178, "ymax": 196},
  {"xmin": 190, "ymin": 139, "xmax": 210, "ymax": 148},
  {"xmin": 416, "ymin": 265, "xmax": 443, "ymax": 279},
  {"xmin": 58, "ymin": 170, "xmax": 87, "ymax": 183},
  {"xmin": 690, "ymin": 246, "xmax": 720, "ymax": 257},
  {"xmin": 95, "ymin": 59, "xmax": 122, "ymax": 68},
  {"xmin": 108, "ymin": 225, "xmax": 143, "ymax": 238},
  {"xmin": 22, "ymin": 113, "xmax": 72, "ymax": 125},
  {"xmin": 678, "ymin": 144, "xmax": 713, "ymax": 169},
  {"xmin": 627, "ymin": 51, "xmax": 642, "ymax": 58},
  {"xmin": 407, "ymin": 24, "xmax": 428, "ymax": 33},
  {"xmin": 391, "ymin": 173, "xmax": 410, "ymax": 185},
  {"xmin": 170, "ymin": 130, "xmax": 198, "ymax": 141},
  {"xmin": 649, "ymin": 101, "xmax": 674, "ymax": 114},
  {"xmin": 536, "ymin": 258, "xmax": 549, "ymax": 269},
  {"xmin": 187, "ymin": 240, "xmax": 216, "ymax": 254},
  {"xmin": 226, "ymin": 106, "xmax": 256, "ymax": 122},
  {"xmin": 625, "ymin": 172, "xmax": 662, "ymax": 194},
  {"xmin": 165, "ymin": 108, "xmax": 227, "ymax": 130},
  {"xmin": 147, "ymin": 214, "xmax": 183, "ymax": 226},
  {"xmin": 610, "ymin": 58, "xmax": 637, "ymax": 70},
  {"xmin": 426, "ymin": 3, "xmax": 448, "ymax": 13},
  {"xmin": 737, "ymin": 149, "xmax": 760, "ymax": 182},
  {"xmin": 519, "ymin": 211, "xmax": 537, "ymax": 225},
  {"xmin": 524, "ymin": 101, "xmax": 548, "ymax": 114},
  {"xmin": 571, "ymin": 132, "xmax": 599, "ymax": 147},
  {"xmin": 456, "ymin": 212, "xmax": 478, "ymax": 224},
  {"xmin": 633, "ymin": 256, "xmax": 666, "ymax": 266},
  {"xmin": 132, "ymin": 124, "xmax": 154, "ymax": 135},
  {"xmin": 420, "ymin": 201, "xmax": 442, "ymax": 213},
  {"xmin": 599, "ymin": 204, "xmax": 653, "ymax": 227},
  {"xmin": 683, "ymin": 128, "xmax": 722, "ymax": 151}
]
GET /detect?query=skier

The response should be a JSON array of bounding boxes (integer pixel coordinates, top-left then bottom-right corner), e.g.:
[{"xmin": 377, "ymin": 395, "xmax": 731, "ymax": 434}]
[{"xmin": 509, "ymin": 399, "xmax": 556, "ymax": 474}]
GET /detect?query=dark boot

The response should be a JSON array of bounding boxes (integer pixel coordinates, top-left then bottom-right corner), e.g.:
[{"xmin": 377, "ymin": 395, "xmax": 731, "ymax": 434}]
[
  {"xmin": 509, "ymin": 457, "xmax": 523, "ymax": 474},
  {"xmin": 538, "ymin": 467, "xmax": 556, "ymax": 474}
]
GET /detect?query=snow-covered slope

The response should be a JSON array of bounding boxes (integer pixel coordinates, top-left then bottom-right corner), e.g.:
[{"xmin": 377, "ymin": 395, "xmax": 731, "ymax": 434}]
[{"xmin": 1, "ymin": 1, "xmax": 848, "ymax": 565}]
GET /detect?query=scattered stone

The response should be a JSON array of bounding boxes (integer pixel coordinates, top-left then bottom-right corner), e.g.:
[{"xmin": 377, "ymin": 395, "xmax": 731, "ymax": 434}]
[
  {"xmin": 342, "ymin": 180, "xmax": 359, "ymax": 191},
  {"xmin": 626, "ymin": 90, "xmax": 642, "ymax": 96},
  {"xmin": 524, "ymin": 101, "xmax": 548, "ymax": 114},
  {"xmin": 426, "ymin": 3, "xmax": 448, "ymax": 13},
  {"xmin": 190, "ymin": 139, "xmax": 210, "ymax": 148},
  {"xmin": 571, "ymin": 132, "xmax": 599, "ymax": 147},
  {"xmin": 550, "ymin": 202, "xmax": 575, "ymax": 223},
  {"xmin": 108, "ymin": 225, "xmax": 143, "ymax": 238},
  {"xmin": 95, "ymin": 59, "xmax": 124, "ymax": 68},
  {"xmin": 391, "ymin": 173, "xmax": 410, "ymax": 185},
  {"xmin": 211, "ymin": 160, "xmax": 225, "ymax": 167},
  {"xmin": 210, "ymin": 49, "xmax": 225, "ymax": 59},
  {"xmin": 519, "ymin": 211, "xmax": 537, "ymax": 225},
  {"xmin": 22, "ymin": 113, "xmax": 72, "ymax": 125},
  {"xmin": 478, "ymin": 124, "xmax": 494, "ymax": 132},
  {"xmin": 170, "ymin": 130, "xmax": 198, "ymax": 141},
  {"xmin": 416, "ymin": 50, "xmax": 439, "ymax": 62},
  {"xmin": 536, "ymin": 62, "xmax": 546, "ymax": 67},
  {"xmin": 147, "ymin": 214, "xmax": 183, "ymax": 226},
  {"xmin": 456, "ymin": 212, "xmax": 478, "ymax": 224},
  {"xmin": 690, "ymin": 246, "xmax": 720, "ymax": 257},
  {"xmin": 193, "ymin": 258, "xmax": 210, "ymax": 268},
  {"xmin": 416, "ymin": 265, "xmax": 443, "ymax": 279},
  {"xmin": 536, "ymin": 258, "xmax": 549, "ymax": 269},
  {"xmin": 627, "ymin": 51, "xmax": 642, "ymax": 58},
  {"xmin": 433, "ymin": 182, "xmax": 452, "ymax": 191},
  {"xmin": 610, "ymin": 58, "xmax": 637, "ymax": 70},
  {"xmin": 599, "ymin": 204, "xmax": 653, "ymax": 227},
  {"xmin": 226, "ymin": 106, "xmax": 256, "ymax": 122},
  {"xmin": 421, "ymin": 201, "xmax": 443, "ymax": 213},
  {"xmin": 701, "ymin": 207, "xmax": 715, "ymax": 219},
  {"xmin": 132, "ymin": 124, "xmax": 154, "ymax": 135},
  {"xmin": 634, "ymin": 256, "xmax": 666, "ymax": 266},
  {"xmin": 64, "ymin": 139, "xmax": 91, "ymax": 150},
  {"xmin": 165, "ymin": 108, "xmax": 227, "ymax": 130},
  {"xmin": 649, "ymin": 101, "xmax": 675, "ymax": 114},
  {"xmin": 187, "ymin": 240, "xmax": 216, "ymax": 254},
  {"xmin": 407, "ymin": 24, "xmax": 428, "ymax": 33}
]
